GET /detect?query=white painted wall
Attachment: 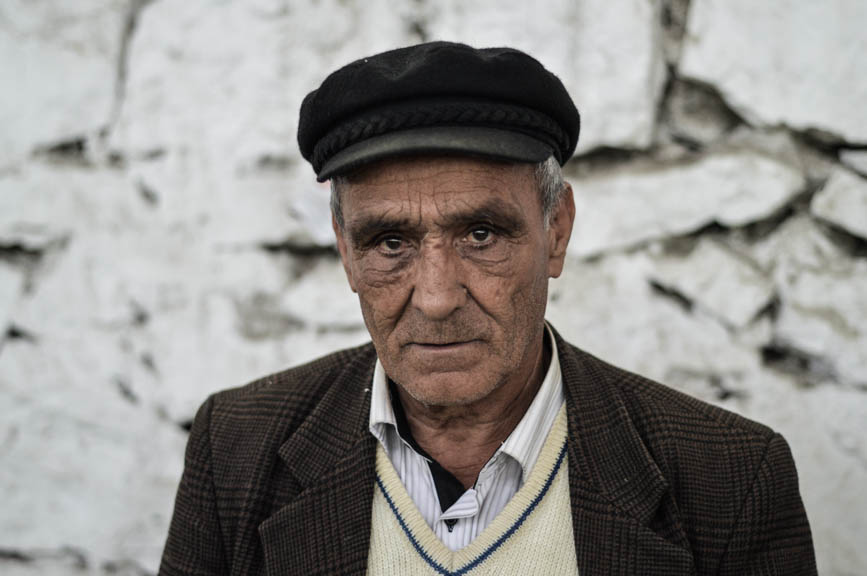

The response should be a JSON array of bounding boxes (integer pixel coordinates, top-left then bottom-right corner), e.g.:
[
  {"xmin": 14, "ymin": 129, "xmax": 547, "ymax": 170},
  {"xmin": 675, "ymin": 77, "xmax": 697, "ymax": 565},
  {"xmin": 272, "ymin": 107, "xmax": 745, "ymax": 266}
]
[{"xmin": 1, "ymin": 1, "xmax": 864, "ymax": 574}]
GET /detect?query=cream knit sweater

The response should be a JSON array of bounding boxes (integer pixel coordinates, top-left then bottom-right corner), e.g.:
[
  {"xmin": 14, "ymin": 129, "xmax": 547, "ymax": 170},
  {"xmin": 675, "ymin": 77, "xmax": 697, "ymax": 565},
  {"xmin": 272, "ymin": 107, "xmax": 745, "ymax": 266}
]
[{"xmin": 367, "ymin": 406, "xmax": 578, "ymax": 575}]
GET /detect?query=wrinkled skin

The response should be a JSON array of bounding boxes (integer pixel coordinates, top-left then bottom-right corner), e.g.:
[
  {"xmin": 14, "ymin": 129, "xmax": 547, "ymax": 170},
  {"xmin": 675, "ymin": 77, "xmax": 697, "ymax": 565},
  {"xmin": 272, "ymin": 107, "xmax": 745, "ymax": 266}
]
[{"xmin": 333, "ymin": 156, "xmax": 575, "ymax": 419}]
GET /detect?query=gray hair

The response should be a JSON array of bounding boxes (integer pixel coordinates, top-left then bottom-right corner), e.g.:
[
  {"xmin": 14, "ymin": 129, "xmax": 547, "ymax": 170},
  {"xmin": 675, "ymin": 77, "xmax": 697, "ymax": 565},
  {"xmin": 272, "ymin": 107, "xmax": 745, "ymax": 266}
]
[
  {"xmin": 535, "ymin": 156, "xmax": 566, "ymax": 228},
  {"xmin": 330, "ymin": 155, "xmax": 565, "ymax": 230}
]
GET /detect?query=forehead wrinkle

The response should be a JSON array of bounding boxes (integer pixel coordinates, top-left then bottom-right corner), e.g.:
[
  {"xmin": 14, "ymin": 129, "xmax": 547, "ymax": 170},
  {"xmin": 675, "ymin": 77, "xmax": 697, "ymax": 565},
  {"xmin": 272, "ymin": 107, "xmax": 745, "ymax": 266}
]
[
  {"xmin": 344, "ymin": 177, "xmax": 425, "ymax": 236},
  {"xmin": 344, "ymin": 158, "xmax": 538, "ymax": 235},
  {"xmin": 430, "ymin": 194, "xmax": 528, "ymax": 232},
  {"xmin": 350, "ymin": 156, "xmax": 532, "ymax": 188},
  {"xmin": 426, "ymin": 170, "xmax": 534, "ymax": 227}
]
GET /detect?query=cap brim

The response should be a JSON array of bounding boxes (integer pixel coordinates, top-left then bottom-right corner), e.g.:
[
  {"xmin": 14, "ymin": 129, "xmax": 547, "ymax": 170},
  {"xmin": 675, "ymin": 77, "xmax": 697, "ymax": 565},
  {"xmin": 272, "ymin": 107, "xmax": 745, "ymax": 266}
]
[{"xmin": 316, "ymin": 125, "xmax": 554, "ymax": 182}]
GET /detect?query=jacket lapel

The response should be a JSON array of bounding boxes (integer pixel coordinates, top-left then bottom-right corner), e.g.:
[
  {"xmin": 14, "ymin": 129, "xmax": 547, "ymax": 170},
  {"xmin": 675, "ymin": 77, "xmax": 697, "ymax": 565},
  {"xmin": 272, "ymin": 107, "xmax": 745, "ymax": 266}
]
[
  {"xmin": 555, "ymin": 328, "xmax": 696, "ymax": 576},
  {"xmin": 259, "ymin": 349, "xmax": 377, "ymax": 576}
]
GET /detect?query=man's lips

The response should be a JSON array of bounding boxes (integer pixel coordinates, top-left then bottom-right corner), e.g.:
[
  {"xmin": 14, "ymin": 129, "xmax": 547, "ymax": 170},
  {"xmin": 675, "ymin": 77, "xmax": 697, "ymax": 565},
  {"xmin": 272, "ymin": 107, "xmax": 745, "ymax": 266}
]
[{"xmin": 405, "ymin": 339, "xmax": 480, "ymax": 348}]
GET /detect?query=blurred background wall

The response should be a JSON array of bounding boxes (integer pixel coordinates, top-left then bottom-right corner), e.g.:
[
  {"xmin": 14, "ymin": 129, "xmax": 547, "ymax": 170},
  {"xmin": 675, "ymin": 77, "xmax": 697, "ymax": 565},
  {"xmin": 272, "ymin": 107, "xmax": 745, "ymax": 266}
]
[{"xmin": 0, "ymin": 0, "xmax": 865, "ymax": 574}]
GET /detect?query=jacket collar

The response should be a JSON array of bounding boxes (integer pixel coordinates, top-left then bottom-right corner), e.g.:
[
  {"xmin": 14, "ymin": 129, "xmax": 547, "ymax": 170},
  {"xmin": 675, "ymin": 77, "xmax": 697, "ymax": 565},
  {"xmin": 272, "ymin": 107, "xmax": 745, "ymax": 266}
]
[
  {"xmin": 275, "ymin": 347, "xmax": 375, "ymax": 488},
  {"xmin": 553, "ymin": 326, "xmax": 695, "ymax": 574},
  {"xmin": 259, "ymin": 345, "xmax": 377, "ymax": 576},
  {"xmin": 555, "ymin": 326, "xmax": 669, "ymax": 522}
]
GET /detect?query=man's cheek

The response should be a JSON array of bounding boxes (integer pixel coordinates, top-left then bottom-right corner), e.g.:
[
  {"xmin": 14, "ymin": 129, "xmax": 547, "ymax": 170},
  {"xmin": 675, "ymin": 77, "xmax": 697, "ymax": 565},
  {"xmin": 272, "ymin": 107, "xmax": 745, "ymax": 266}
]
[
  {"xmin": 356, "ymin": 274, "xmax": 411, "ymax": 330},
  {"xmin": 465, "ymin": 254, "xmax": 536, "ymax": 304},
  {"xmin": 353, "ymin": 255, "xmax": 414, "ymax": 290},
  {"xmin": 458, "ymin": 241, "xmax": 521, "ymax": 278}
]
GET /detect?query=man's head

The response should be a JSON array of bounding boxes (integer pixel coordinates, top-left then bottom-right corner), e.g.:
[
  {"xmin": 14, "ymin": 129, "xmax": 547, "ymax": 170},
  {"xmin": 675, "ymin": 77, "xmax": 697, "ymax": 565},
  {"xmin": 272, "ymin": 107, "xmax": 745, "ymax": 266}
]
[
  {"xmin": 331, "ymin": 155, "xmax": 574, "ymax": 407},
  {"xmin": 298, "ymin": 42, "xmax": 580, "ymax": 407}
]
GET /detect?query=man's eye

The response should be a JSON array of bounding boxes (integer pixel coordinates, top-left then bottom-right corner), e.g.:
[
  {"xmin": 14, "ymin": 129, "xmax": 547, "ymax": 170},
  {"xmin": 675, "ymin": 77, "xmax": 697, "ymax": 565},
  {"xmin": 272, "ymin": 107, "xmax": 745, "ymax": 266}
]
[
  {"xmin": 468, "ymin": 227, "xmax": 493, "ymax": 244},
  {"xmin": 379, "ymin": 236, "xmax": 405, "ymax": 252}
]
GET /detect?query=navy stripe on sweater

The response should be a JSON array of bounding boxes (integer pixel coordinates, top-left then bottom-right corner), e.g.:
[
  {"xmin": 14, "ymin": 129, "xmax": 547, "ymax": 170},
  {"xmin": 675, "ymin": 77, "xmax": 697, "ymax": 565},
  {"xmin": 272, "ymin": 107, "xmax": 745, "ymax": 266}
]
[{"xmin": 374, "ymin": 440, "xmax": 568, "ymax": 576}]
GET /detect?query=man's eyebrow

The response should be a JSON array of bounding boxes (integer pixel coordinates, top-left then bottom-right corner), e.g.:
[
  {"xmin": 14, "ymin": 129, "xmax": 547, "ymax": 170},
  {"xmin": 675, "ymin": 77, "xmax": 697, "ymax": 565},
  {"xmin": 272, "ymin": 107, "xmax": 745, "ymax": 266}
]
[
  {"xmin": 346, "ymin": 214, "xmax": 420, "ymax": 242},
  {"xmin": 437, "ymin": 199, "xmax": 527, "ymax": 233},
  {"xmin": 345, "ymin": 199, "xmax": 528, "ymax": 242}
]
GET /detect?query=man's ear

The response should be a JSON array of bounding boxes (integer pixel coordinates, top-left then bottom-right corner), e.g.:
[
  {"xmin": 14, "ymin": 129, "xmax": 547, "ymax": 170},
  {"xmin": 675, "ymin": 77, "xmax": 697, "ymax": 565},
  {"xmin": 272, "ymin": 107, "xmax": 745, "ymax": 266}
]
[
  {"xmin": 547, "ymin": 181, "xmax": 575, "ymax": 279},
  {"xmin": 333, "ymin": 213, "xmax": 357, "ymax": 293}
]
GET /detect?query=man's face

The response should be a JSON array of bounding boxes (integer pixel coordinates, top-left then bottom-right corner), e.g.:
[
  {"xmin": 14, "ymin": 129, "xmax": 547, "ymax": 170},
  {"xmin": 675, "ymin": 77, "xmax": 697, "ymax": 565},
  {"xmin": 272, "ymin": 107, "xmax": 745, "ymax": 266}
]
[{"xmin": 334, "ymin": 157, "xmax": 574, "ymax": 407}]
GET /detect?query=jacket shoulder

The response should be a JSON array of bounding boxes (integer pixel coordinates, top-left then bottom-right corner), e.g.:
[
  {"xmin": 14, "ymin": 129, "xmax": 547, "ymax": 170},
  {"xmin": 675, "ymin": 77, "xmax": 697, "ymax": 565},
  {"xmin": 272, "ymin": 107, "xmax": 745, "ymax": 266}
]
[
  {"xmin": 165, "ymin": 343, "xmax": 378, "ymax": 572},
  {"xmin": 566, "ymin": 341, "xmax": 775, "ymax": 443},
  {"xmin": 560, "ymin": 341, "xmax": 814, "ymax": 573},
  {"xmin": 211, "ymin": 341, "xmax": 376, "ymax": 404},
  {"xmin": 203, "ymin": 342, "xmax": 377, "ymax": 457}
]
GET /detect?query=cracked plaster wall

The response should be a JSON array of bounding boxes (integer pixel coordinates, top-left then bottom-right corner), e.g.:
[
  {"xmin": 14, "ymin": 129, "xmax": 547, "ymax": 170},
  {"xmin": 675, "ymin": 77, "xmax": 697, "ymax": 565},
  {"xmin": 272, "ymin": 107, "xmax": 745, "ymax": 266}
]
[{"xmin": 1, "ymin": 0, "xmax": 865, "ymax": 574}]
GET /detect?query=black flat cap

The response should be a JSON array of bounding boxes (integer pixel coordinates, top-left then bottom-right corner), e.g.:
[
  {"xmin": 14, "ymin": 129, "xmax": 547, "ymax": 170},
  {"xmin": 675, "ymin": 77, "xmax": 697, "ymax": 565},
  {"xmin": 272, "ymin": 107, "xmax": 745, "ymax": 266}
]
[{"xmin": 298, "ymin": 41, "xmax": 580, "ymax": 182}]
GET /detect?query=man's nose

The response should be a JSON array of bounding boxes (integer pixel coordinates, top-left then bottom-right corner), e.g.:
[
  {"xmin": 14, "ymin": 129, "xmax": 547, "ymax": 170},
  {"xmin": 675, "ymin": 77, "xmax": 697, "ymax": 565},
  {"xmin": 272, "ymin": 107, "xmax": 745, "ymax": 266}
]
[{"xmin": 410, "ymin": 243, "xmax": 467, "ymax": 320}]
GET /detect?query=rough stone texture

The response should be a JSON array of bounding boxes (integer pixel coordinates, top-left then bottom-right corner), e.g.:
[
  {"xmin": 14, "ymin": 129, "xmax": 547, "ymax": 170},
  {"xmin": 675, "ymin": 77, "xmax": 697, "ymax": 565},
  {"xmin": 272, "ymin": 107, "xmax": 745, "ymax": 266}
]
[
  {"xmin": 0, "ymin": 262, "xmax": 23, "ymax": 331},
  {"xmin": 3, "ymin": 1, "xmax": 866, "ymax": 574},
  {"xmin": 425, "ymin": 0, "xmax": 667, "ymax": 151},
  {"xmin": 680, "ymin": 0, "xmax": 867, "ymax": 144},
  {"xmin": 108, "ymin": 0, "xmax": 416, "ymax": 248},
  {"xmin": 749, "ymin": 214, "xmax": 846, "ymax": 274},
  {"xmin": 0, "ymin": 162, "xmax": 147, "ymax": 250},
  {"xmin": 749, "ymin": 212, "xmax": 866, "ymax": 390},
  {"xmin": 650, "ymin": 237, "xmax": 774, "ymax": 328},
  {"xmin": 0, "ymin": 336, "xmax": 187, "ymax": 573},
  {"xmin": 7, "ymin": 220, "xmax": 361, "ymax": 423},
  {"xmin": 660, "ymin": 79, "xmax": 740, "ymax": 146},
  {"xmin": 810, "ymin": 167, "xmax": 867, "ymax": 241},
  {"xmin": 0, "ymin": 0, "xmax": 130, "ymax": 170},
  {"xmin": 660, "ymin": 0, "xmax": 690, "ymax": 65},
  {"xmin": 109, "ymin": 0, "xmax": 416, "ymax": 168},
  {"xmin": 751, "ymin": 214, "xmax": 847, "ymax": 268},
  {"xmin": 840, "ymin": 149, "xmax": 867, "ymax": 177},
  {"xmin": 549, "ymin": 252, "xmax": 760, "ymax": 405},
  {"xmin": 124, "ymin": 155, "xmax": 335, "ymax": 249},
  {"xmin": 112, "ymin": 0, "xmax": 666, "ymax": 161},
  {"xmin": 569, "ymin": 150, "xmax": 806, "ymax": 257},
  {"xmin": 774, "ymin": 261, "xmax": 867, "ymax": 388},
  {"xmin": 277, "ymin": 257, "xmax": 366, "ymax": 332},
  {"xmin": 1, "ymin": 549, "xmax": 93, "ymax": 576}
]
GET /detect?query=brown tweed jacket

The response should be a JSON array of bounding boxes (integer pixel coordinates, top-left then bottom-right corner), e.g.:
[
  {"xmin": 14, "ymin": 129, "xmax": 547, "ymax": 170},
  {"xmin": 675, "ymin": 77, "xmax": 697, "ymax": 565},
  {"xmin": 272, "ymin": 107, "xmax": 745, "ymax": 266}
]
[{"xmin": 159, "ymin": 328, "xmax": 816, "ymax": 576}]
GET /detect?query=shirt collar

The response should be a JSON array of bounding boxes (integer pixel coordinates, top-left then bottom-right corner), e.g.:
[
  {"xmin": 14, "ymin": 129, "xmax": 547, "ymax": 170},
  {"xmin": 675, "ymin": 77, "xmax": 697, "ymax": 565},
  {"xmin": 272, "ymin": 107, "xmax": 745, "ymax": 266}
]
[
  {"xmin": 369, "ymin": 359, "xmax": 397, "ymax": 445},
  {"xmin": 499, "ymin": 324, "xmax": 563, "ymax": 483},
  {"xmin": 368, "ymin": 323, "xmax": 564, "ymax": 482}
]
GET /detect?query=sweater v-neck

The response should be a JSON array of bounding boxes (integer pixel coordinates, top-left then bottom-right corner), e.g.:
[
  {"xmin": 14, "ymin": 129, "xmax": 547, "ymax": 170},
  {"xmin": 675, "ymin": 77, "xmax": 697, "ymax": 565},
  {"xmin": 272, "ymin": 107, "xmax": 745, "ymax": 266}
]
[{"xmin": 373, "ymin": 405, "xmax": 569, "ymax": 570}]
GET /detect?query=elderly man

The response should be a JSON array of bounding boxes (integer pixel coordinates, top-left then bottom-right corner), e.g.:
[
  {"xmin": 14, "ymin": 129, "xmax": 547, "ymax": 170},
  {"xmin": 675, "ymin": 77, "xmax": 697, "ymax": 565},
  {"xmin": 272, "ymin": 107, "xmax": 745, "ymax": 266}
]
[{"xmin": 159, "ymin": 42, "xmax": 816, "ymax": 575}]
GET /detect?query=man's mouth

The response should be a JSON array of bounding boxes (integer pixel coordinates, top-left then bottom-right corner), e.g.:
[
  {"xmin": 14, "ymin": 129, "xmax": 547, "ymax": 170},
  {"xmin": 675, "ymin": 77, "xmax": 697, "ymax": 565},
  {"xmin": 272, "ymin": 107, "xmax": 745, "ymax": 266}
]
[{"xmin": 408, "ymin": 340, "xmax": 478, "ymax": 348}]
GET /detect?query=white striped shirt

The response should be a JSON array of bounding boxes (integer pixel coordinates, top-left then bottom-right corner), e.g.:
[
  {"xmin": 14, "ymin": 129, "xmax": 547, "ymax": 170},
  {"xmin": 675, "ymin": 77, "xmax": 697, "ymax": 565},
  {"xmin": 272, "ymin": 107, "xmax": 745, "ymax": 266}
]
[{"xmin": 368, "ymin": 325, "xmax": 565, "ymax": 551}]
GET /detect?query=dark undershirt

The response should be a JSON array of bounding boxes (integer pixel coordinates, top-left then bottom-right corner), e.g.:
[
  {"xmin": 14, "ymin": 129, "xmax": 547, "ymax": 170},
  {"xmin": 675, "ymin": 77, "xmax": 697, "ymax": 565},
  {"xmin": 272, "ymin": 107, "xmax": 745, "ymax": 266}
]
[{"xmin": 388, "ymin": 379, "xmax": 468, "ymax": 516}]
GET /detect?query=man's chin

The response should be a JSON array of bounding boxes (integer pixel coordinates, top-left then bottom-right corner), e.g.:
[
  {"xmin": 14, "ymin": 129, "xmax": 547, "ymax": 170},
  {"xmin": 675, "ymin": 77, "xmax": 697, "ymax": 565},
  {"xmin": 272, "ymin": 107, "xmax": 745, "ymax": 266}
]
[
  {"xmin": 403, "ymin": 339, "xmax": 483, "ymax": 362},
  {"xmin": 394, "ymin": 370, "xmax": 502, "ymax": 408}
]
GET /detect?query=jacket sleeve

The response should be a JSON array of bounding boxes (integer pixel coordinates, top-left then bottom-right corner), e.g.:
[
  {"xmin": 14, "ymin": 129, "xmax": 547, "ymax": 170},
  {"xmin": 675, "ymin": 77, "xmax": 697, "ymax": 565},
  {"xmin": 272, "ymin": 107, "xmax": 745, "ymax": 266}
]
[
  {"xmin": 159, "ymin": 395, "xmax": 229, "ymax": 575},
  {"xmin": 717, "ymin": 433, "xmax": 817, "ymax": 576}
]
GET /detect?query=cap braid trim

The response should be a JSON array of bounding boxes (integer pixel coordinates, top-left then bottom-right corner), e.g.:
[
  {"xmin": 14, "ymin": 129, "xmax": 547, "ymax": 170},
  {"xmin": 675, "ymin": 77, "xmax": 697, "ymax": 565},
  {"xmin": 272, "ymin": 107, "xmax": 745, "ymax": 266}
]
[{"xmin": 311, "ymin": 98, "xmax": 569, "ymax": 172}]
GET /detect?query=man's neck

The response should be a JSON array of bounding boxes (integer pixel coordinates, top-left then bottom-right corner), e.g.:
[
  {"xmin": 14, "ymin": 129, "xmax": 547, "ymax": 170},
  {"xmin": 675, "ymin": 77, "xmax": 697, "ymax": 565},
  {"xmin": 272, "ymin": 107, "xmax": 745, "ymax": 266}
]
[{"xmin": 393, "ymin": 333, "xmax": 551, "ymax": 490}]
